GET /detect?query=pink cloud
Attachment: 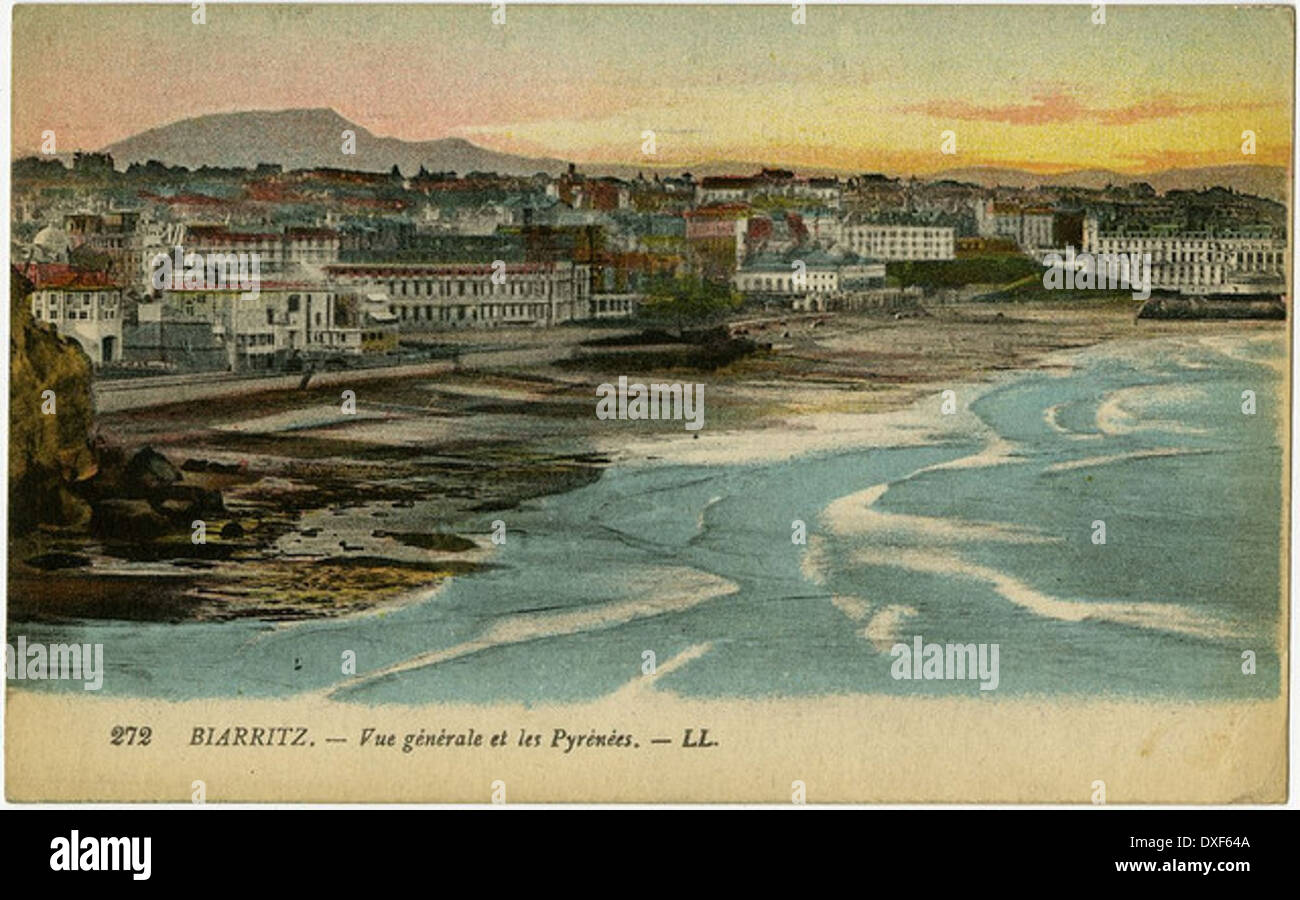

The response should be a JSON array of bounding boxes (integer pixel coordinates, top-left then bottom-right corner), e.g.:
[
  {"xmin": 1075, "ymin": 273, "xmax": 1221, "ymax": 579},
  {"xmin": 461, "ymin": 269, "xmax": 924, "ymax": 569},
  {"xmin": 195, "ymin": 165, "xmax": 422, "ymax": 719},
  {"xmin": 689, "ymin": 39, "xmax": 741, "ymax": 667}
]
[{"xmin": 901, "ymin": 91, "xmax": 1278, "ymax": 126}]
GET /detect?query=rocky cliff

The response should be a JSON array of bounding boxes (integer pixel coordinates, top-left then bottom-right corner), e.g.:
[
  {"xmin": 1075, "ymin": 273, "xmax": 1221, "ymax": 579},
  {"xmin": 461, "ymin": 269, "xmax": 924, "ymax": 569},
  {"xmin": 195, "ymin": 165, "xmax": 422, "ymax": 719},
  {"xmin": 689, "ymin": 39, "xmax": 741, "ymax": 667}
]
[{"xmin": 9, "ymin": 268, "xmax": 98, "ymax": 533}]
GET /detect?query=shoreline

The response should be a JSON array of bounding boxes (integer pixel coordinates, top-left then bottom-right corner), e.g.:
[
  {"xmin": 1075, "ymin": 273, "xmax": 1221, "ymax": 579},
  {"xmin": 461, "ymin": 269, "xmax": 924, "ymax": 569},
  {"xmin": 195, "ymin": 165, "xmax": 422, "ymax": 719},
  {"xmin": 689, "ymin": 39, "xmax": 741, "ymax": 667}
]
[
  {"xmin": 8, "ymin": 301, "xmax": 1287, "ymax": 625},
  {"xmin": 596, "ymin": 312, "xmax": 1287, "ymax": 470}
]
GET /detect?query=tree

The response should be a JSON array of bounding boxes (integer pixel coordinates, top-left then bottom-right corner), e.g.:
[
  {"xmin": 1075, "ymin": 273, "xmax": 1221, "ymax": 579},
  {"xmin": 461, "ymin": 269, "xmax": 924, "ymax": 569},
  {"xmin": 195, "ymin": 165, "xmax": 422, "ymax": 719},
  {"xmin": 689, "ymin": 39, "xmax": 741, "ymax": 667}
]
[{"xmin": 641, "ymin": 274, "xmax": 741, "ymax": 335}]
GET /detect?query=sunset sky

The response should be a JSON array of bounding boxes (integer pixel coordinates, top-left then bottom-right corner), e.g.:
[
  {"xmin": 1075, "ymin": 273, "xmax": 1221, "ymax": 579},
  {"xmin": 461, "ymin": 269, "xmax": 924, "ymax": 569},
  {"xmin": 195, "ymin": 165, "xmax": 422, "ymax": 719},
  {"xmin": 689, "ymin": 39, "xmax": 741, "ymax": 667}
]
[{"xmin": 11, "ymin": 3, "xmax": 1295, "ymax": 174}]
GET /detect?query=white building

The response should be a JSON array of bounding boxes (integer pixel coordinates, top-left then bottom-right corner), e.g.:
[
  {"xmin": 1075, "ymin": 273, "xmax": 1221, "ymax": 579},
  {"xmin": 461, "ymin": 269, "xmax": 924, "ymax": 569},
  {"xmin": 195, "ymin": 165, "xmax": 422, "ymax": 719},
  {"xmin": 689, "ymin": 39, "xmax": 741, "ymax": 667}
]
[
  {"xmin": 23, "ymin": 266, "xmax": 124, "ymax": 365},
  {"xmin": 974, "ymin": 202, "xmax": 1054, "ymax": 250},
  {"xmin": 696, "ymin": 177, "xmax": 756, "ymax": 206},
  {"xmin": 1020, "ymin": 209, "xmax": 1055, "ymax": 249},
  {"xmin": 1082, "ymin": 217, "xmax": 1286, "ymax": 293},
  {"xmin": 149, "ymin": 283, "xmax": 398, "ymax": 370},
  {"xmin": 181, "ymin": 226, "xmax": 340, "ymax": 275},
  {"xmin": 838, "ymin": 218, "xmax": 955, "ymax": 260},
  {"xmin": 732, "ymin": 257, "xmax": 886, "ymax": 294},
  {"xmin": 696, "ymin": 173, "xmax": 841, "ymax": 208},
  {"xmin": 325, "ymin": 261, "xmax": 592, "ymax": 327}
]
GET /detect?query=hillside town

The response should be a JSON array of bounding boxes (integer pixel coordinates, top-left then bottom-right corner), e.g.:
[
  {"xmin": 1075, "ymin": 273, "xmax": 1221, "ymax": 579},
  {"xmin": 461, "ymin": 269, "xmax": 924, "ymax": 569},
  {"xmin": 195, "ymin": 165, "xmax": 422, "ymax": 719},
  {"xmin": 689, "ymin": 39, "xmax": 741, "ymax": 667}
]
[{"xmin": 11, "ymin": 151, "xmax": 1289, "ymax": 373}]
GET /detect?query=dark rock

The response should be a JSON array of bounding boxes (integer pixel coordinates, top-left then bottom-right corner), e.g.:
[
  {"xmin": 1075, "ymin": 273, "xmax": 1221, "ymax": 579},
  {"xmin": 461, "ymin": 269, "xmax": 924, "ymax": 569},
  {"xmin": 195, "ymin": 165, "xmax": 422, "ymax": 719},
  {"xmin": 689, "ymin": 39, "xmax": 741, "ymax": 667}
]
[
  {"xmin": 221, "ymin": 521, "xmax": 245, "ymax": 539},
  {"xmin": 182, "ymin": 458, "xmax": 242, "ymax": 474},
  {"xmin": 159, "ymin": 484, "xmax": 226, "ymax": 517},
  {"xmin": 125, "ymin": 447, "xmax": 182, "ymax": 497},
  {"xmin": 91, "ymin": 499, "xmax": 171, "ymax": 541},
  {"xmin": 372, "ymin": 530, "xmax": 477, "ymax": 553},
  {"xmin": 158, "ymin": 499, "xmax": 197, "ymax": 521},
  {"xmin": 24, "ymin": 552, "xmax": 92, "ymax": 570}
]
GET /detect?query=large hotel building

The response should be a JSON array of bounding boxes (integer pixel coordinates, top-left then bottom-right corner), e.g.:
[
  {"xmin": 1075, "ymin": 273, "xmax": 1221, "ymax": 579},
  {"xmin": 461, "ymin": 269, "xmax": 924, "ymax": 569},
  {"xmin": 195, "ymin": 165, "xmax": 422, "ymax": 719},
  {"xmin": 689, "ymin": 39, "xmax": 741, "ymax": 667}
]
[
  {"xmin": 324, "ymin": 261, "xmax": 594, "ymax": 327},
  {"xmin": 1082, "ymin": 217, "xmax": 1286, "ymax": 293}
]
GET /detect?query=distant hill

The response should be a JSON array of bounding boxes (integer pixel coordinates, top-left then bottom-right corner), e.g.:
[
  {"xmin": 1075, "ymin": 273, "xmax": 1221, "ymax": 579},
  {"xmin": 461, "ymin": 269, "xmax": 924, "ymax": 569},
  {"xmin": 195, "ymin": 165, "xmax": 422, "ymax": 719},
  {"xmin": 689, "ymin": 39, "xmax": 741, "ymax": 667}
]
[
  {"xmin": 95, "ymin": 107, "xmax": 1288, "ymax": 203},
  {"xmin": 102, "ymin": 108, "xmax": 570, "ymax": 177},
  {"xmin": 933, "ymin": 165, "xmax": 1288, "ymax": 203},
  {"xmin": 585, "ymin": 160, "xmax": 850, "ymax": 180}
]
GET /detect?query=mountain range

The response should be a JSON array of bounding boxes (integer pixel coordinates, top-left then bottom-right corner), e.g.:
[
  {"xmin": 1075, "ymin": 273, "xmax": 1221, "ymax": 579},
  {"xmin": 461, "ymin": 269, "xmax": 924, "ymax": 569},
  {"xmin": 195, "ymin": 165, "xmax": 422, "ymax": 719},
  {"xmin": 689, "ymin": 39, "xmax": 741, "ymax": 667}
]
[
  {"xmin": 94, "ymin": 108, "xmax": 1288, "ymax": 202},
  {"xmin": 103, "ymin": 108, "xmax": 569, "ymax": 177}
]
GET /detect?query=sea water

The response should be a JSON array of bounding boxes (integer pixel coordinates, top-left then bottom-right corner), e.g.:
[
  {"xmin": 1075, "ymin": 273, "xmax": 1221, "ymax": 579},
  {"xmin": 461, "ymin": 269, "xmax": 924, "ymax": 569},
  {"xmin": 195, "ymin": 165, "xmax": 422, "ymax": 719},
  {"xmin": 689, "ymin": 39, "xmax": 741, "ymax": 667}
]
[{"xmin": 12, "ymin": 333, "xmax": 1284, "ymax": 703}]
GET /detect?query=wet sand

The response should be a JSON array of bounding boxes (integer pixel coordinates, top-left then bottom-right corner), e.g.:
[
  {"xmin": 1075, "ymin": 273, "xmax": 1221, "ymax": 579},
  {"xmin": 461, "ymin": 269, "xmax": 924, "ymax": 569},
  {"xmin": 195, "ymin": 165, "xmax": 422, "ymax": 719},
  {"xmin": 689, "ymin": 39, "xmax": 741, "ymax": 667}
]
[{"xmin": 9, "ymin": 299, "xmax": 1286, "ymax": 623}]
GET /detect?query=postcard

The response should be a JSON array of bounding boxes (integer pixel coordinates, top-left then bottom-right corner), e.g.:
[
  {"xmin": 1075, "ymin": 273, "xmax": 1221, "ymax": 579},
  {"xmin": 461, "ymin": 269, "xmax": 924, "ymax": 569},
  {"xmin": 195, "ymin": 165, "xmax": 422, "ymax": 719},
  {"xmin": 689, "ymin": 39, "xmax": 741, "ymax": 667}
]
[{"xmin": 5, "ymin": 2, "xmax": 1291, "ymax": 803}]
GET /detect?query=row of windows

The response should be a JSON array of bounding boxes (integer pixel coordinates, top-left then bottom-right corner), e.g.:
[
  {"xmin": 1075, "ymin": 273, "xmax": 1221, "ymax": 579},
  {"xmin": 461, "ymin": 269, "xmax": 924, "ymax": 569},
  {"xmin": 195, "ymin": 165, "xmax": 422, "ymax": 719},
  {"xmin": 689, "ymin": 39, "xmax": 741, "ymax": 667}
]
[
  {"xmin": 39, "ymin": 309, "xmax": 111, "ymax": 321},
  {"xmin": 847, "ymin": 229, "xmax": 952, "ymax": 239},
  {"xmin": 739, "ymin": 277, "xmax": 836, "ymax": 292},
  {"xmin": 35, "ymin": 292, "xmax": 118, "ymax": 305},
  {"xmin": 238, "ymin": 330, "xmax": 386, "ymax": 348},
  {"xmin": 381, "ymin": 279, "xmax": 564, "ymax": 298},
  {"xmin": 852, "ymin": 237, "xmax": 950, "ymax": 245},
  {"xmin": 397, "ymin": 303, "xmax": 552, "ymax": 321},
  {"xmin": 848, "ymin": 245, "xmax": 952, "ymax": 258},
  {"xmin": 1094, "ymin": 245, "xmax": 1284, "ymax": 267},
  {"xmin": 1092, "ymin": 238, "xmax": 1284, "ymax": 251}
]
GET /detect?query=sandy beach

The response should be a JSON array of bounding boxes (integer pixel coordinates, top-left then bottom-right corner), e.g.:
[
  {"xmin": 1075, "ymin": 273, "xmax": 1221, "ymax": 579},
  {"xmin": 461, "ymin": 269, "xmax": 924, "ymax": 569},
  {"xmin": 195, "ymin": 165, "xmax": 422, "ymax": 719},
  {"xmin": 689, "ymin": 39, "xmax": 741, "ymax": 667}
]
[{"xmin": 9, "ymin": 298, "xmax": 1287, "ymax": 623}]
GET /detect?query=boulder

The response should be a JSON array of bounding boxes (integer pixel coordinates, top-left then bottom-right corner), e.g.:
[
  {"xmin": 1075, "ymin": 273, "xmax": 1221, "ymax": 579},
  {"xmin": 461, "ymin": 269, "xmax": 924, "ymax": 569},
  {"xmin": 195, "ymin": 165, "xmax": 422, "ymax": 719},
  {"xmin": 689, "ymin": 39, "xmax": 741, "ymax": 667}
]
[
  {"xmin": 90, "ymin": 499, "xmax": 172, "ymax": 541},
  {"xmin": 124, "ymin": 446, "xmax": 182, "ymax": 496},
  {"xmin": 158, "ymin": 483, "xmax": 226, "ymax": 517}
]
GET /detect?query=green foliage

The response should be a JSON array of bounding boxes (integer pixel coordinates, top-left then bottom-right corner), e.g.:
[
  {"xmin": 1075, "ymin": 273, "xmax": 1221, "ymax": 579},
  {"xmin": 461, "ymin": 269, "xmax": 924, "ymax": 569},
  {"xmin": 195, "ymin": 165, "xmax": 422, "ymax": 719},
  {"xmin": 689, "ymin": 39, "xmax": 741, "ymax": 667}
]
[
  {"xmin": 641, "ymin": 274, "xmax": 742, "ymax": 331},
  {"xmin": 887, "ymin": 255, "xmax": 1041, "ymax": 288}
]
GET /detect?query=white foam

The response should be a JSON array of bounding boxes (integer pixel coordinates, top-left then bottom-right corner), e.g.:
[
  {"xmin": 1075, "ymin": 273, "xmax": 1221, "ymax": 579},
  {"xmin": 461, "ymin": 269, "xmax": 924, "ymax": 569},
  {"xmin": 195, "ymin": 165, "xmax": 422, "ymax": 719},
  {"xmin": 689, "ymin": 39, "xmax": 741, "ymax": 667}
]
[
  {"xmin": 327, "ymin": 566, "xmax": 737, "ymax": 697},
  {"xmin": 595, "ymin": 381, "xmax": 1000, "ymax": 468},
  {"xmin": 1095, "ymin": 384, "xmax": 1209, "ymax": 437},
  {"xmin": 863, "ymin": 605, "xmax": 920, "ymax": 653},
  {"xmin": 822, "ymin": 440, "xmax": 1055, "ymax": 547},
  {"xmin": 799, "ymin": 534, "xmax": 831, "ymax": 586},
  {"xmin": 1044, "ymin": 446, "xmax": 1216, "ymax": 473},
  {"xmin": 831, "ymin": 593, "xmax": 873, "ymax": 622},
  {"xmin": 1044, "ymin": 402, "xmax": 1101, "ymax": 440},
  {"xmin": 854, "ymin": 547, "xmax": 1241, "ymax": 642}
]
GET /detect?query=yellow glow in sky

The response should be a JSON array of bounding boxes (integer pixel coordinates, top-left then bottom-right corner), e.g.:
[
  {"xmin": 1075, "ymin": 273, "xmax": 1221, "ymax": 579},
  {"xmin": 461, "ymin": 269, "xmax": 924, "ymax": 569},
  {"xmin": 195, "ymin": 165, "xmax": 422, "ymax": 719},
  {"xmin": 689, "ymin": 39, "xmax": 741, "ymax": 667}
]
[{"xmin": 12, "ymin": 4, "xmax": 1295, "ymax": 174}]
